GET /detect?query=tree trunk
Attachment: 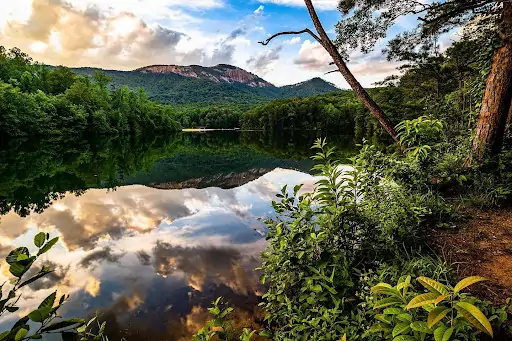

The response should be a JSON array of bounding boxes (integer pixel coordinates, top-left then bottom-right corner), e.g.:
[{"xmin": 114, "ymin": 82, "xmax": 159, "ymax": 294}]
[
  {"xmin": 472, "ymin": 3, "xmax": 512, "ymax": 159},
  {"xmin": 303, "ymin": 0, "xmax": 399, "ymax": 144}
]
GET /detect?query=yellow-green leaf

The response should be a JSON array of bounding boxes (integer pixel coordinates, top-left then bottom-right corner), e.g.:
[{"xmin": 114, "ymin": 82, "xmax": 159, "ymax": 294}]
[
  {"xmin": 339, "ymin": 335, "xmax": 346, "ymax": 341},
  {"xmin": 375, "ymin": 297, "xmax": 402, "ymax": 309},
  {"xmin": 453, "ymin": 276, "xmax": 487, "ymax": 294},
  {"xmin": 442, "ymin": 327, "xmax": 453, "ymax": 341},
  {"xmin": 428, "ymin": 307, "xmax": 450, "ymax": 328},
  {"xmin": 392, "ymin": 323, "xmax": 411, "ymax": 337},
  {"xmin": 434, "ymin": 325, "xmax": 447, "ymax": 341},
  {"xmin": 405, "ymin": 292, "xmax": 440, "ymax": 310},
  {"xmin": 392, "ymin": 336, "xmax": 415, "ymax": 341},
  {"xmin": 455, "ymin": 302, "xmax": 493, "ymax": 337},
  {"xmin": 371, "ymin": 283, "xmax": 393, "ymax": 294},
  {"xmin": 417, "ymin": 277, "xmax": 448, "ymax": 295},
  {"xmin": 15, "ymin": 328, "xmax": 28, "ymax": 341},
  {"xmin": 435, "ymin": 294, "xmax": 450, "ymax": 304}
]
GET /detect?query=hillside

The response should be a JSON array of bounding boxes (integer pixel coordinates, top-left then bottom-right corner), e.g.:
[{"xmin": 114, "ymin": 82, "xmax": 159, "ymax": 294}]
[{"xmin": 72, "ymin": 64, "xmax": 339, "ymax": 105}]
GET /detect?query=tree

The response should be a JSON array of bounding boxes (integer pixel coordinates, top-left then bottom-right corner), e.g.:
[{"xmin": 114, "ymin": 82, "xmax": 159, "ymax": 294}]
[
  {"xmin": 335, "ymin": 0, "xmax": 511, "ymax": 159},
  {"xmin": 259, "ymin": 0, "xmax": 400, "ymax": 144}
]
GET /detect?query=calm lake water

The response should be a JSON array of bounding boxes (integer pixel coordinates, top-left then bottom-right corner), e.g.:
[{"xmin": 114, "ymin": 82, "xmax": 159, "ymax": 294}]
[{"xmin": 0, "ymin": 132, "xmax": 355, "ymax": 340}]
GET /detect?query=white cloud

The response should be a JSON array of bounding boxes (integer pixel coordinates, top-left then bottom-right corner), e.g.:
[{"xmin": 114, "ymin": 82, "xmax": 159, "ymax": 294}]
[
  {"xmin": 254, "ymin": 5, "xmax": 265, "ymax": 15},
  {"xmin": 294, "ymin": 39, "xmax": 332, "ymax": 71},
  {"xmin": 257, "ymin": 0, "xmax": 339, "ymax": 10},
  {"xmin": 284, "ymin": 37, "xmax": 301, "ymax": 45}
]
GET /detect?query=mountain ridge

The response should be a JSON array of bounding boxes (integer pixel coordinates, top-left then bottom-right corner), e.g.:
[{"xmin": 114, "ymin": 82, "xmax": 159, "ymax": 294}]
[{"xmin": 72, "ymin": 63, "xmax": 339, "ymax": 105}]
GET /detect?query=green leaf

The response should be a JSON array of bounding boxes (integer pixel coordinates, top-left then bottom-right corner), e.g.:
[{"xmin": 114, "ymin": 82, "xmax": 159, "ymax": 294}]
[
  {"xmin": 5, "ymin": 306, "xmax": 19, "ymax": 312},
  {"xmin": 374, "ymin": 297, "xmax": 402, "ymax": 309},
  {"xmin": 392, "ymin": 336, "xmax": 415, "ymax": 341},
  {"xmin": 383, "ymin": 308, "xmax": 404, "ymax": 315},
  {"xmin": 28, "ymin": 307, "xmax": 53, "ymax": 322},
  {"xmin": 371, "ymin": 283, "xmax": 393, "ymax": 294},
  {"xmin": 453, "ymin": 276, "xmax": 487, "ymax": 294},
  {"xmin": 34, "ymin": 233, "xmax": 46, "ymax": 248},
  {"xmin": 38, "ymin": 292, "xmax": 57, "ymax": 309},
  {"xmin": 417, "ymin": 277, "xmax": 448, "ymax": 295},
  {"xmin": 6, "ymin": 248, "xmax": 29, "ymax": 265},
  {"xmin": 392, "ymin": 323, "xmax": 411, "ymax": 337},
  {"xmin": 29, "ymin": 334, "xmax": 42, "ymax": 339},
  {"xmin": 455, "ymin": 302, "xmax": 493, "ymax": 336},
  {"xmin": 410, "ymin": 321, "xmax": 432, "ymax": 333},
  {"xmin": 311, "ymin": 284, "xmax": 322, "ymax": 293},
  {"xmin": 42, "ymin": 318, "xmax": 86, "ymax": 332},
  {"xmin": 428, "ymin": 307, "xmax": 450, "ymax": 328},
  {"xmin": 9, "ymin": 260, "xmax": 34, "ymax": 278},
  {"xmin": 0, "ymin": 331, "xmax": 9, "ymax": 341},
  {"xmin": 15, "ymin": 328, "xmax": 28, "ymax": 341},
  {"xmin": 405, "ymin": 293, "xmax": 440, "ymax": 310},
  {"xmin": 37, "ymin": 237, "xmax": 59, "ymax": 256},
  {"xmin": 442, "ymin": 327, "xmax": 453, "ymax": 341},
  {"xmin": 434, "ymin": 325, "xmax": 447, "ymax": 341},
  {"xmin": 397, "ymin": 313, "xmax": 413, "ymax": 323}
]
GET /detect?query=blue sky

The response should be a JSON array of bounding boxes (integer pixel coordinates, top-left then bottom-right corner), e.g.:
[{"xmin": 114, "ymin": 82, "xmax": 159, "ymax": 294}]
[{"xmin": 0, "ymin": 0, "xmax": 455, "ymax": 87}]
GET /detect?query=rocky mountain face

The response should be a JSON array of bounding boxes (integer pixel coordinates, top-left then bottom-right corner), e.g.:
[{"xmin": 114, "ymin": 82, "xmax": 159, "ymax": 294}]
[{"xmin": 135, "ymin": 64, "xmax": 273, "ymax": 88}]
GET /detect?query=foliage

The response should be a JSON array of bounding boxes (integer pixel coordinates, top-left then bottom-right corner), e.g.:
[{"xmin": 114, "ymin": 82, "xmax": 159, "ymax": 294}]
[
  {"xmin": 193, "ymin": 298, "xmax": 256, "ymax": 341},
  {"xmin": 367, "ymin": 276, "xmax": 494, "ymax": 340},
  {"xmin": 0, "ymin": 234, "xmax": 109, "ymax": 341},
  {"xmin": 0, "ymin": 46, "xmax": 181, "ymax": 139}
]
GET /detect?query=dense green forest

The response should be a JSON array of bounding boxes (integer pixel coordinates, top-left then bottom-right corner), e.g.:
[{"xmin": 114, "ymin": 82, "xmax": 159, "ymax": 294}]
[
  {"xmin": 0, "ymin": 47, "xmax": 181, "ymax": 139},
  {"xmin": 72, "ymin": 67, "xmax": 339, "ymax": 106}
]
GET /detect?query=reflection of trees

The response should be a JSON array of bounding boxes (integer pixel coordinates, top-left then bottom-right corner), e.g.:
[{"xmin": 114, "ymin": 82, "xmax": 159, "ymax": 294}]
[{"xmin": 0, "ymin": 132, "xmax": 356, "ymax": 218}]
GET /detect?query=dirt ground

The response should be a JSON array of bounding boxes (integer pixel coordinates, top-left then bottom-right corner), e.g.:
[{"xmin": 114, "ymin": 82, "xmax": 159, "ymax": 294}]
[{"xmin": 431, "ymin": 207, "xmax": 512, "ymax": 305}]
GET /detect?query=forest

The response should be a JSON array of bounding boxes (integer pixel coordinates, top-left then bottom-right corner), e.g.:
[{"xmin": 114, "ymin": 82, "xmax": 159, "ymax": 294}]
[
  {"xmin": 1, "ymin": 0, "xmax": 512, "ymax": 340},
  {"xmin": 0, "ymin": 47, "xmax": 181, "ymax": 140}
]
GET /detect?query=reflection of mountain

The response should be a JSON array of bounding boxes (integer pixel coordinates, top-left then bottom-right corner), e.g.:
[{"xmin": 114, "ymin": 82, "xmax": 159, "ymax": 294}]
[
  {"xmin": 0, "ymin": 131, "xmax": 354, "ymax": 217},
  {"xmin": 148, "ymin": 168, "xmax": 270, "ymax": 190}
]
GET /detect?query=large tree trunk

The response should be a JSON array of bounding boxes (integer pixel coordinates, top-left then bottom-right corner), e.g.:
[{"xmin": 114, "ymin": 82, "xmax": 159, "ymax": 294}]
[
  {"xmin": 472, "ymin": 3, "xmax": 512, "ymax": 159},
  {"xmin": 303, "ymin": 0, "xmax": 399, "ymax": 144}
]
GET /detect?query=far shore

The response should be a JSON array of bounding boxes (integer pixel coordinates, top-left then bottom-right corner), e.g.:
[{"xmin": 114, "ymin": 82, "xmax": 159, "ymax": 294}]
[{"xmin": 182, "ymin": 128, "xmax": 241, "ymax": 132}]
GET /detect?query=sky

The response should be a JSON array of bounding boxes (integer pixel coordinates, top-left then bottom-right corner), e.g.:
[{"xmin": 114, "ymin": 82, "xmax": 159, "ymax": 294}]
[{"xmin": 0, "ymin": 0, "xmax": 459, "ymax": 87}]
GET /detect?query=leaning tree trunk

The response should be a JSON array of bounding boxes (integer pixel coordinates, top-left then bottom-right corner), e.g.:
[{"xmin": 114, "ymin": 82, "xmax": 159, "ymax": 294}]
[
  {"xmin": 472, "ymin": 3, "xmax": 512, "ymax": 159},
  {"xmin": 303, "ymin": 0, "xmax": 399, "ymax": 144}
]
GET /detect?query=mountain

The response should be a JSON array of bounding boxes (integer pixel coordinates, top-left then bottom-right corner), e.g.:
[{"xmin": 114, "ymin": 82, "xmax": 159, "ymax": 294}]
[
  {"xmin": 72, "ymin": 64, "xmax": 339, "ymax": 106},
  {"xmin": 136, "ymin": 64, "xmax": 273, "ymax": 88}
]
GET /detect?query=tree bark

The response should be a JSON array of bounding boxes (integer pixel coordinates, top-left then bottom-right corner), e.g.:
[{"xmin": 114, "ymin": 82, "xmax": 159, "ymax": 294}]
[
  {"xmin": 472, "ymin": 3, "xmax": 512, "ymax": 159},
  {"xmin": 303, "ymin": 0, "xmax": 399, "ymax": 144}
]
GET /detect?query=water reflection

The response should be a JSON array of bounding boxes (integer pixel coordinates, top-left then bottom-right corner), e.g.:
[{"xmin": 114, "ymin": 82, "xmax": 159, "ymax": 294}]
[{"xmin": 0, "ymin": 132, "xmax": 354, "ymax": 339}]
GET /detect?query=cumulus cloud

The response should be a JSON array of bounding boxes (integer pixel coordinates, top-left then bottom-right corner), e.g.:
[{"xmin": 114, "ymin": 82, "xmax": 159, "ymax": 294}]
[
  {"xmin": 294, "ymin": 40, "xmax": 332, "ymax": 72},
  {"xmin": 79, "ymin": 247, "xmax": 125, "ymax": 269},
  {"xmin": 0, "ymin": 0, "xmax": 240, "ymax": 70},
  {"xmin": 247, "ymin": 45, "xmax": 282, "ymax": 75}
]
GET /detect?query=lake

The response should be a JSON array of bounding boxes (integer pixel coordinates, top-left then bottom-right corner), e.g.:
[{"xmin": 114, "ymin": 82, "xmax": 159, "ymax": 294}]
[{"xmin": 0, "ymin": 132, "xmax": 355, "ymax": 340}]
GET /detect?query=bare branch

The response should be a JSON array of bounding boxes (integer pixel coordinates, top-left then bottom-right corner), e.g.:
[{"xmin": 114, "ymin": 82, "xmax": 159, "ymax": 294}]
[
  {"xmin": 259, "ymin": 28, "xmax": 322, "ymax": 46},
  {"xmin": 325, "ymin": 70, "xmax": 339, "ymax": 75}
]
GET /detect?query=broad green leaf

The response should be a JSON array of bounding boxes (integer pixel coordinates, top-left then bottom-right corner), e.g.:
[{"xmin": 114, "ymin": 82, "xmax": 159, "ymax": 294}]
[
  {"xmin": 383, "ymin": 308, "xmax": 404, "ymax": 315},
  {"xmin": 371, "ymin": 283, "xmax": 392, "ymax": 294},
  {"xmin": 29, "ymin": 334, "xmax": 42, "ymax": 339},
  {"xmin": 417, "ymin": 277, "xmax": 448, "ymax": 295},
  {"xmin": 37, "ymin": 237, "xmax": 59, "ymax": 256},
  {"xmin": 455, "ymin": 302, "xmax": 493, "ymax": 336},
  {"xmin": 311, "ymin": 284, "xmax": 322, "ymax": 293},
  {"xmin": 38, "ymin": 292, "xmax": 56, "ymax": 309},
  {"xmin": 0, "ymin": 331, "xmax": 9, "ymax": 341},
  {"xmin": 410, "ymin": 321, "xmax": 432, "ymax": 333},
  {"xmin": 405, "ymin": 293, "xmax": 440, "ymax": 310},
  {"xmin": 34, "ymin": 233, "xmax": 46, "ymax": 248},
  {"xmin": 397, "ymin": 313, "xmax": 413, "ymax": 323},
  {"xmin": 434, "ymin": 325, "xmax": 447, "ymax": 341},
  {"xmin": 15, "ymin": 328, "xmax": 28, "ymax": 341},
  {"xmin": 41, "ymin": 318, "xmax": 85, "ymax": 332},
  {"xmin": 442, "ymin": 327, "xmax": 453, "ymax": 341},
  {"xmin": 392, "ymin": 323, "xmax": 411, "ymax": 337},
  {"xmin": 434, "ymin": 294, "xmax": 450, "ymax": 304},
  {"xmin": 28, "ymin": 307, "xmax": 53, "ymax": 322},
  {"xmin": 6, "ymin": 248, "xmax": 29, "ymax": 265},
  {"xmin": 428, "ymin": 307, "xmax": 450, "ymax": 328},
  {"xmin": 392, "ymin": 336, "xmax": 415, "ymax": 341},
  {"xmin": 453, "ymin": 276, "xmax": 487, "ymax": 294},
  {"xmin": 374, "ymin": 297, "xmax": 402, "ymax": 309}
]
